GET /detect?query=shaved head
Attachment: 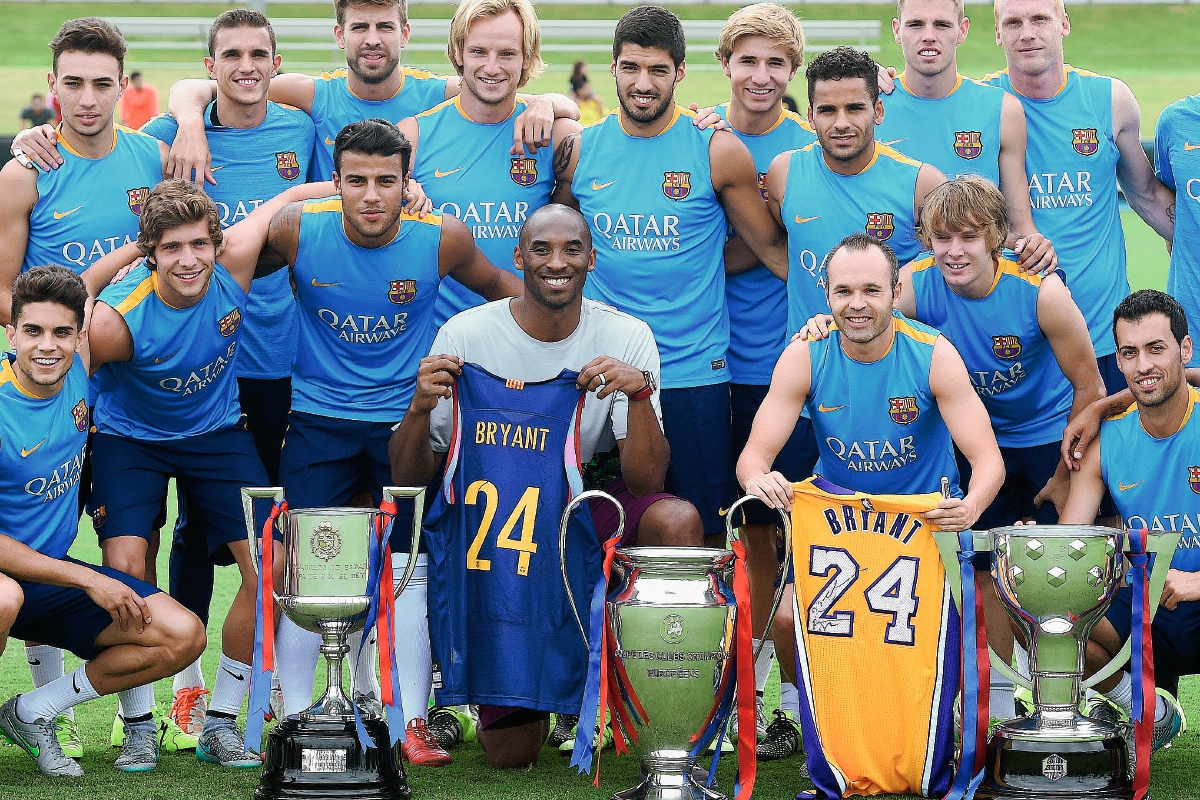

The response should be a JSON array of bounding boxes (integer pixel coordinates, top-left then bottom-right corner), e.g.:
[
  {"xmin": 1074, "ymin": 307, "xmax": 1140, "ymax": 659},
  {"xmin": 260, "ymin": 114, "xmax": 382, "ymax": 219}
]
[{"xmin": 518, "ymin": 203, "xmax": 592, "ymax": 253}]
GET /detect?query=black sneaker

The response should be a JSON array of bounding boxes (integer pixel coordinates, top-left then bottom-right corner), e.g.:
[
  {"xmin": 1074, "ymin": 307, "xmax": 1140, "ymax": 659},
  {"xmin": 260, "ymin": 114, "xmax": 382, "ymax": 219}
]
[
  {"xmin": 549, "ymin": 713, "xmax": 578, "ymax": 749},
  {"xmin": 427, "ymin": 707, "xmax": 472, "ymax": 750},
  {"xmin": 756, "ymin": 709, "xmax": 802, "ymax": 761}
]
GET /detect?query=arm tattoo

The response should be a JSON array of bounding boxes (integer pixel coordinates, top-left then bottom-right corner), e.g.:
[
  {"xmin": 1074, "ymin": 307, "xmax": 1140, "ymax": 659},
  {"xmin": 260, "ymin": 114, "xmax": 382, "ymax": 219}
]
[
  {"xmin": 256, "ymin": 202, "xmax": 300, "ymax": 277},
  {"xmin": 1168, "ymin": 202, "xmax": 1176, "ymax": 225},
  {"xmin": 554, "ymin": 132, "xmax": 578, "ymax": 179}
]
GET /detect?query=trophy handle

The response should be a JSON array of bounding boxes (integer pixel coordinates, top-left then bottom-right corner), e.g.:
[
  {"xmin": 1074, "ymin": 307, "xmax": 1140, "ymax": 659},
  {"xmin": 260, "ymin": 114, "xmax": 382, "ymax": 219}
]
[
  {"xmin": 725, "ymin": 494, "xmax": 794, "ymax": 662},
  {"xmin": 559, "ymin": 489, "xmax": 625, "ymax": 651},
  {"xmin": 1081, "ymin": 529, "xmax": 1182, "ymax": 690},
  {"xmin": 241, "ymin": 486, "xmax": 286, "ymax": 578},
  {"xmin": 382, "ymin": 486, "xmax": 426, "ymax": 599}
]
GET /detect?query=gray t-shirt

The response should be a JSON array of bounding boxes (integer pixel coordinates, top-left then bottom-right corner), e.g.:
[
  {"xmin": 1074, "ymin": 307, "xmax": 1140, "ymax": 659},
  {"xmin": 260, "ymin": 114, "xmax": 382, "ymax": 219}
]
[{"xmin": 428, "ymin": 298, "xmax": 662, "ymax": 461}]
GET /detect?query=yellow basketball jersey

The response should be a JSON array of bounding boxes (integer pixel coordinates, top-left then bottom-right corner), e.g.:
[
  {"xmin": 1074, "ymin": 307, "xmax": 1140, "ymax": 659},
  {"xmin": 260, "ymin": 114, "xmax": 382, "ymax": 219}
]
[{"xmin": 788, "ymin": 476, "xmax": 958, "ymax": 798}]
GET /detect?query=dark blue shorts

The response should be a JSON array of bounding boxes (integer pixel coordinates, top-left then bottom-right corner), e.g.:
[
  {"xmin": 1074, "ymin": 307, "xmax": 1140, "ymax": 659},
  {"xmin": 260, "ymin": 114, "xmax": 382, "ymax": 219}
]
[
  {"xmin": 1096, "ymin": 353, "xmax": 1128, "ymax": 394},
  {"xmin": 659, "ymin": 383, "xmax": 737, "ymax": 535},
  {"xmin": 730, "ymin": 383, "xmax": 819, "ymax": 528},
  {"xmin": 90, "ymin": 425, "xmax": 268, "ymax": 566},
  {"xmin": 956, "ymin": 441, "xmax": 1061, "ymax": 529},
  {"xmin": 278, "ymin": 411, "xmax": 418, "ymax": 552},
  {"xmin": 1105, "ymin": 587, "xmax": 1200, "ymax": 694},
  {"xmin": 238, "ymin": 376, "xmax": 291, "ymax": 485},
  {"xmin": 10, "ymin": 557, "xmax": 160, "ymax": 661}
]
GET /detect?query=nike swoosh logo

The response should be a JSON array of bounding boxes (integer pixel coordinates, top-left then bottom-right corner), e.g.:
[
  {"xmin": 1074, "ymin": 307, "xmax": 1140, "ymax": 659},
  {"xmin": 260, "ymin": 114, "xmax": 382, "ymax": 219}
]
[
  {"xmin": 592, "ymin": 180, "xmax": 617, "ymax": 190},
  {"xmin": 28, "ymin": 660, "xmax": 41, "ymax": 666},
  {"xmin": 53, "ymin": 206, "xmax": 83, "ymax": 219},
  {"xmin": 224, "ymin": 668, "xmax": 245, "ymax": 681},
  {"xmin": 21, "ymin": 438, "xmax": 47, "ymax": 457},
  {"xmin": 5, "ymin": 709, "xmax": 39, "ymax": 757},
  {"xmin": 73, "ymin": 675, "xmax": 80, "ymax": 693},
  {"xmin": 311, "ymin": 278, "xmax": 341, "ymax": 288},
  {"xmin": 154, "ymin": 349, "xmax": 180, "ymax": 364},
  {"xmin": 325, "ymin": 136, "xmax": 336, "ymax": 145},
  {"xmin": 881, "ymin": 138, "xmax": 906, "ymax": 147},
  {"xmin": 1118, "ymin": 481, "xmax": 1143, "ymax": 491},
  {"xmin": 1185, "ymin": 143, "xmax": 1200, "ymax": 151},
  {"xmin": 434, "ymin": 167, "xmax": 462, "ymax": 178},
  {"xmin": 817, "ymin": 404, "xmax": 846, "ymax": 413},
  {"xmin": 795, "ymin": 216, "xmax": 820, "ymax": 224},
  {"xmin": 211, "ymin": 165, "xmax": 225, "ymax": 172},
  {"xmin": 718, "ymin": 506, "xmax": 731, "ymax": 517}
]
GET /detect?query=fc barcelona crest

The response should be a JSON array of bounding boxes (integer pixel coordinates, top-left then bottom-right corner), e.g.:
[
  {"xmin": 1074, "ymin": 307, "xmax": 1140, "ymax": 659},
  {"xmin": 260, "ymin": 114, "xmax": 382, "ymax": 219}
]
[
  {"xmin": 389, "ymin": 279, "xmax": 417, "ymax": 304},
  {"xmin": 662, "ymin": 171, "xmax": 691, "ymax": 200},
  {"xmin": 218, "ymin": 307, "xmax": 242, "ymax": 337},
  {"xmin": 757, "ymin": 171, "xmax": 769, "ymax": 201},
  {"xmin": 992, "ymin": 335, "xmax": 1023, "ymax": 359},
  {"xmin": 954, "ymin": 131, "xmax": 983, "ymax": 160},
  {"xmin": 865, "ymin": 212, "xmax": 895, "ymax": 242},
  {"xmin": 1189, "ymin": 466, "xmax": 1200, "ymax": 494},
  {"xmin": 72, "ymin": 398, "xmax": 89, "ymax": 432},
  {"xmin": 1072, "ymin": 128, "xmax": 1099, "ymax": 156},
  {"xmin": 889, "ymin": 396, "xmax": 919, "ymax": 425},
  {"xmin": 92, "ymin": 504, "xmax": 106, "ymax": 529},
  {"xmin": 276, "ymin": 151, "xmax": 301, "ymax": 181},
  {"xmin": 127, "ymin": 187, "xmax": 150, "ymax": 215},
  {"xmin": 510, "ymin": 157, "xmax": 538, "ymax": 186}
]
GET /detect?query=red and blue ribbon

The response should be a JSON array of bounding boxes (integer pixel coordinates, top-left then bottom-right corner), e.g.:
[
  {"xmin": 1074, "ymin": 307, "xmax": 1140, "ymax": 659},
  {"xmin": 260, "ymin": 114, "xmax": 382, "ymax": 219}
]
[
  {"xmin": 1127, "ymin": 528, "xmax": 1153, "ymax": 800},
  {"xmin": 354, "ymin": 498, "xmax": 406, "ymax": 749},
  {"xmin": 245, "ymin": 500, "xmax": 286, "ymax": 754},
  {"xmin": 944, "ymin": 530, "xmax": 989, "ymax": 800}
]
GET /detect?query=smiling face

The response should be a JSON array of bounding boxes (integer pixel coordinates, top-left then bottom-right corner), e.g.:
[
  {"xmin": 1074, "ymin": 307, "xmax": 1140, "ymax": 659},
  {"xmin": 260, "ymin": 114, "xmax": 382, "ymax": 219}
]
[
  {"xmin": 894, "ymin": 0, "xmax": 968, "ymax": 78},
  {"xmin": 612, "ymin": 43, "xmax": 683, "ymax": 126},
  {"xmin": 809, "ymin": 77, "xmax": 884, "ymax": 164},
  {"xmin": 930, "ymin": 221, "xmax": 996, "ymax": 296},
  {"xmin": 515, "ymin": 208, "xmax": 595, "ymax": 311},
  {"xmin": 149, "ymin": 219, "xmax": 219, "ymax": 308},
  {"xmin": 49, "ymin": 50, "xmax": 125, "ymax": 141},
  {"xmin": 206, "ymin": 24, "xmax": 280, "ymax": 108},
  {"xmin": 825, "ymin": 245, "xmax": 899, "ymax": 345},
  {"xmin": 336, "ymin": 4, "xmax": 408, "ymax": 85},
  {"xmin": 335, "ymin": 150, "xmax": 407, "ymax": 244},
  {"xmin": 994, "ymin": 0, "xmax": 1069, "ymax": 80},
  {"xmin": 1116, "ymin": 313, "xmax": 1193, "ymax": 409},
  {"xmin": 722, "ymin": 35, "xmax": 798, "ymax": 116},
  {"xmin": 457, "ymin": 9, "xmax": 529, "ymax": 108},
  {"xmin": 5, "ymin": 301, "xmax": 82, "ymax": 398}
]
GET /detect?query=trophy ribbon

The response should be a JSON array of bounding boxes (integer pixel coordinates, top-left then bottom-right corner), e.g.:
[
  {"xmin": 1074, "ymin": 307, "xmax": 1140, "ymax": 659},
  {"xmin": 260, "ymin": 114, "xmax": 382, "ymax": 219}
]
[
  {"xmin": 944, "ymin": 529, "xmax": 990, "ymax": 800},
  {"xmin": 728, "ymin": 536, "xmax": 757, "ymax": 800},
  {"xmin": 353, "ymin": 498, "xmax": 405, "ymax": 748},
  {"xmin": 246, "ymin": 499, "xmax": 287, "ymax": 754},
  {"xmin": 1128, "ymin": 529, "xmax": 1153, "ymax": 800}
]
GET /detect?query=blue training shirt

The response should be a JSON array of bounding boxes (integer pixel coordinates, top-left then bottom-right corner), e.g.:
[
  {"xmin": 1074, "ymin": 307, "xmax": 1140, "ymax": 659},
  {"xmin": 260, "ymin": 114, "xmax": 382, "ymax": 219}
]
[
  {"xmin": 1100, "ymin": 386, "xmax": 1200, "ymax": 571},
  {"xmin": 909, "ymin": 253, "xmax": 1073, "ymax": 448},
  {"xmin": 412, "ymin": 97, "xmax": 554, "ymax": 325},
  {"xmin": 94, "ymin": 264, "xmax": 246, "ymax": 440},
  {"xmin": 290, "ymin": 197, "xmax": 443, "ymax": 422},
  {"xmin": 1155, "ymin": 94, "xmax": 1200, "ymax": 367},
  {"xmin": 574, "ymin": 107, "xmax": 729, "ymax": 389},
  {"xmin": 142, "ymin": 102, "xmax": 316, "ymax": 380},
  {"xmin": 0, "ymin": 356, "xmax": 88, "ymax": 558},
  {"xmin": 984, "ymin": 66, "xmax": 1126, "ymax": 357},
  {"xmin": 876, "ymin": 73, "xmax": 1006, "ymax": 184},
  {"xmin": 715, "ymin": 104, "xmax": 817, "ymax": 385}
]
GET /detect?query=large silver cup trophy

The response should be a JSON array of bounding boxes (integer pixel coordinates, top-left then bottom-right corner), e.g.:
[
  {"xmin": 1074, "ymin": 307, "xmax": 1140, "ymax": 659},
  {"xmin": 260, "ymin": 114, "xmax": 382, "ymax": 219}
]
[
  {"xmin": 560, "ymin": 492, "xmax": 791, "ymax": 800},
  {"xmin": 242, "ymin": 487, "xmax": 425, "ymax": 800},
  {"xmin": 934, "ymin": 525, "xmax": 1179, "ymax": 799}
]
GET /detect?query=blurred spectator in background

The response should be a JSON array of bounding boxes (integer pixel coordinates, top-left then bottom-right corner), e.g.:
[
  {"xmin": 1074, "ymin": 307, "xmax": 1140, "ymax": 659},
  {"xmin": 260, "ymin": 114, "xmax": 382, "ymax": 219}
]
[
  {"xmin": 569, "ymin": 59, "xmax": 606, "ymax": 125},
  {"xmin": 782, "ymin": 94, "xmax": 798, "ymax": 113},
  {"xmin": 20, "ymin": 94, "xmax": 55, "ymax": 129},
  {"xmin": 120, "ymin": 71, "xmax": 158, "ymax": 130}
]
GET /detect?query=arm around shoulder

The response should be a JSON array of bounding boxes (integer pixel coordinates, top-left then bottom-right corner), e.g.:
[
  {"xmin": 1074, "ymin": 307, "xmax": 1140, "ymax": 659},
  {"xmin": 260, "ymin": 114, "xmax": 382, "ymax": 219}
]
[
  {"xmin": 0, "ymin": 161, "xmax": 38, "ymax": 325},
  {"xmin": 440, "ymin": 215, "xmax": 522, "ymax": 300}
]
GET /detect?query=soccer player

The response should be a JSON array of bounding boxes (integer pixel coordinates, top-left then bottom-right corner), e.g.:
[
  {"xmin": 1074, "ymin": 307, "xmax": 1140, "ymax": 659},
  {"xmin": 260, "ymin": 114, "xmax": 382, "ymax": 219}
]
[
  {"xmin": 1058, "ymin": 290, "xmax": 1193, "ymax": 764},
  {"xmin": 0, "ymin": 265, "xmax": 206, "ymax": 777},
  {"xmin": 1153, "ymin": 95, "xmax": 1198, "ymax": 365},
  {"xmin": 400, "ymin": 0, "xmax": 579, "ymax": 324},
  {"xmin": 764, "ymin": 47, "xmax": 946, "ymax": 339},
  {"xmin": 985, "ymin": 0, "xmax": 1175, "ymax": 390},
  {"xmin": 390, "ymin": 203, "xmax": 699, "ymax": 768},
  {"xmin": 551, "ymin": 5, "xmax": 791, "ymax": 539}
]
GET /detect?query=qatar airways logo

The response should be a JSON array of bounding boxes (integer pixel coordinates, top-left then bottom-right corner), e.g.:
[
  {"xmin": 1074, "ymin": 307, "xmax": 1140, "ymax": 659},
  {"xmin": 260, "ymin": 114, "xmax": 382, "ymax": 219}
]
[
  {"xmin": 591, "ymin": 213, "xmax": 681, "ymax": 252},
  {"xmin": 24, "ymin": 444, "xmax": 87, "ymax": 503},
  {"xmin": 824, "ymin": 435, "xmax": 917, "ymax": 473},
  {"xmin": 158, "ymin": 341, "xmax": 237, "ymax": 395},
  {"xmin": 439, "ymin": 201, "xmax": 530, "ymax": 242},
  {"xmin": 317, "ymin": 309, "xmax": 408, "ymax": 344},
  {"xmin": 1028, "ymin": 171, "xmax": 1093, "ymax": 210},
  {"xmin": 61, "ymin": 235, "xmax": 136, "ymax": 269}
]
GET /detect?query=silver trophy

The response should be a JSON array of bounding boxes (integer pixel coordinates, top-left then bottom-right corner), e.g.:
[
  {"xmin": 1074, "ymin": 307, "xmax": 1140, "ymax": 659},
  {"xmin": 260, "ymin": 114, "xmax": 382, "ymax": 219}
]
[
  {"xmin": 241, "ymin": 487, "xmax": 424, "ymax": 800},
  {"xmin": 935, "ymin": 525, "xmax": 1179, "ymax": 799},
  {"xmin": 560, "ymin": 491, "xmax": 790, "ymax": 800}
]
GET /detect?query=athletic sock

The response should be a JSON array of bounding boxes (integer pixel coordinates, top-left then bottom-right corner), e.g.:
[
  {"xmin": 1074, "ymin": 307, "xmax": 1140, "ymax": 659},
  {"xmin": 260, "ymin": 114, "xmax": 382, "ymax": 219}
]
[
  {"xmin": 25, "ymin": 646, "xmax": 72, "ymax": 720},
  {"xmin": 349, "ymin": 629, "xmax": 381, "ymax": 699},
  {"xmin": 392, "ymin": 552, "xmax": 431, "ymax": 724},
  {"xmin": 209, "ymin": 654, "xmax": 252, "ymax": 718},
  {"xmin": 275, "ymin": 614, "xmax": 320, "ymax": 717},
  {"xmin": 1013, "ymin": 642, "xmax": 1031, "ymax": 677},
  {"xmin": 1107, "ymin": 672, "xmax": 1134, "ymax": 718},
  {"xmin": 990, "ymin": 671, "xmax": 1016, "ymax": 720},
  {"xmin": 118, "ymin": 684, "xmax": 155, "ymax": 721},
  {"xmin": 172, "ymin": 656, "xmax": 206, "ymax": 694},
  {"xmin": 17, "ymin": 665, "xmax": 99, "ymax": 722},
  {"xmin": 752, "ymin": 639, "xmax": 775, "ymax": 695},
  {"xmin": 779, "ymin": 681, "xmax": 800, "ymax": 719}
]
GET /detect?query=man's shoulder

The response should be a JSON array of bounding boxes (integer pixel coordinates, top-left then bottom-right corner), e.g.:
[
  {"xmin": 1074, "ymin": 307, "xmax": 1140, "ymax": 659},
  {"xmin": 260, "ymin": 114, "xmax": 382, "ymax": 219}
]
[
  {"xmin": 437, "ymin": 299, "xmax": 513, "ymax": 341},
  {"xmin": 267, "ymin": 101, "xmax": 317, "ymax": 132},
  {"xmin": 580, "ymin": 298, "xmax": 653, "ymax": 336}
]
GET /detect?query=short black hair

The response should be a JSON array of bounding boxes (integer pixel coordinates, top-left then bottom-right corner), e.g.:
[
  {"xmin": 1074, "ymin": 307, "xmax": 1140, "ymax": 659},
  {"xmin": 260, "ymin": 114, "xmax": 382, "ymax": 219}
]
[
  {"xmin": 613, "ymin": 6, "xmax": 686, "ymax": 67},
  {"xmin": 333, "ymin": 119, "xmax": 412, "ymax": 175},
  {"xmin": 208, "ymin": 9, "xmax": 276, "ymax": 58},
  {"xmin": 11, "ymin": 265, "xmax": 88, "ymax": 330},
  {"xmin": 806, "ymin": 46, "xmax": 880, "ymax": 107},
  {"xmin": 824, "ymin": 232, "xmax": 899, "ymax": 291},
  {"xmin": 1113, "ymin": 289, "xmax": 1189, "ymax": 346},
  {"xmin": 49, "ymin": 17, "xmax": 127, "ymax": 77}
]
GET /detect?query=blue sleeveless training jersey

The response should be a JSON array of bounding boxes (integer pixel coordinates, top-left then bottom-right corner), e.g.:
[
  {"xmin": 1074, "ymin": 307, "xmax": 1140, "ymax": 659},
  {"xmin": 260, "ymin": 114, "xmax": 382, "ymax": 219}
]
[
  {"xmin": 0, "ymin": 356, "xmax": 88, "ymax": 558},
  {"xmin": 142, "ymin": 102, "xmax": 316, "ymax": 380},
  {"xmin": 715, "ymin": 104, "xmax": 817, "ymax": 384},
  {"xmin": 24, "ymin": 125, "xmax": 162, "ymax": 273},
  {"xmin": 412, "ymin": 97, "xmax": 555, "ymax": 325},
  {"xmin": 1154, "ymin": 95, "xmax": 1200, "ymax": 367},
  {"xmin": 309, "ymin": 67, "xmax": 449, "ymax": 180},
  {"xmin": 805, "ymin": 314, "xmax": 960, "ymax": 496},
  {"xmin": 94, "ymin": 264, "xmax": 246, "ymax": 440},
  {"xmin": 876, "ymin": 73, "xmax": 1005, "ymax": 184},
  {"xmin": 573, "ymin": 107, "xmax": 729, "ymax": 389},
  {"xmin": 424, "ymin": 362, "xmax": 602, "ymax": 712},
  {"xmin": 781, "ymin": 143, "xmax": 924, "ymax": 336},
  {"xmin": 984, "ymin": 67, "xmax": 1125, "ymax": 357},
  {"xmin": 909, "ymin": 254, "xmax": 1073, "ymax": 447},
  {"xmin": 290, "ymin": 197, "xmax": 442, "ymax": 422},
  {"xmin": 1100, "ymin": 386, "xmax": 1200, "ymax": 571}
]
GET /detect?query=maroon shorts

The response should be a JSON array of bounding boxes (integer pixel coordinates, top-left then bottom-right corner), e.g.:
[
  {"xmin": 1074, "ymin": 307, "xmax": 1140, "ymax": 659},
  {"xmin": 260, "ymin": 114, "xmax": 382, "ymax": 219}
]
[
  {"xmin": 476, "ymin": 705, "xmax": 551, "ymax": 731},
  {"xmin": 588, "ymin": 478, "xmax": 674, "ymax": 547}
]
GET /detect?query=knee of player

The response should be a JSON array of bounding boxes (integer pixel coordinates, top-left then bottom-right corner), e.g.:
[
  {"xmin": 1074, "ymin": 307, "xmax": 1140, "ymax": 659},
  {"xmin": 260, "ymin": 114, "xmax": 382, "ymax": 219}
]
[
  {"xmin": 0, "ymin": 579, "xmax": 23, "ymax": 627},
  {"xmin": 638, "ymin": 498, "xmax": 704, "ymax": 547},
  {"xmin": 155, "ymin": 600, "xmax": 207, "ymax": 667}
]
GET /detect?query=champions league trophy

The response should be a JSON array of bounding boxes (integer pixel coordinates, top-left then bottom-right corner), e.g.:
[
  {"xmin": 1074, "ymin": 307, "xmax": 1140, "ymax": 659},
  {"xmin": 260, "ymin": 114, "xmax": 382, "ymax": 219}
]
[
  {"xmin": 559, "ymin": 491, "xmax": 791, "ymax": 800},
  {"xmin": 934, "ymin": 525, "xmax": 1180, "ymax": 799},
  {"xmin": 242, "ymin": 487, "xmax": 425, "ymax": 800}
]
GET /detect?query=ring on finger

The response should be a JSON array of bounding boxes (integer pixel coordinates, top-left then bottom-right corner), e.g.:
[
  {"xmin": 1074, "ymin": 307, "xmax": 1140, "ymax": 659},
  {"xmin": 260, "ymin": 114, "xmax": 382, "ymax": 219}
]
[{"xmin": 596, "ymin": 372, "xmax": 606, "ymax": 387}]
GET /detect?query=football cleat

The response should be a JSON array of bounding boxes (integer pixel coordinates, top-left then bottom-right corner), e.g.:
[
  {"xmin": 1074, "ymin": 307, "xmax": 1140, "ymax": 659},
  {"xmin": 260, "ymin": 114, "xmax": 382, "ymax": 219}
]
[
  {"xmin": 0, "ymin": 696, "xmax": 84, "ymax": 777},
  {"xmin": 757, "ymin": 709, "xmax": 802, "ymax": 761},
  {"xmin": 427, "ymin": 706, "xmax": 475, "ymax": 749},
  {"xmin": 197, "ymin": 718, "xmax": 262, "ymax": 768},
  {"xmin": 559, "ymin": 718, "xmax": 614, "ymax": 755},
  {"xmin": 547, "ymin": 713, "xmax": 578, "ymax": 749},
  {"xmin": 114, "ymin": 720, "xmax": 159, "ymax": 773},
  {"xmin": 55, "ymin": 714, "xmax": 83, "ymax": 759},
  {"xmin": 400, "ymin": 718, "xmax": 452, "ymax": 766},
  {"xmin": 168, "ymin": 687, "xmax": 208, "ymax": 737},
  {"xmin": 353, "ymin": 691, "xmax": 385, "ymax": 720},
  {"xmin": 1152, "ymin": 688, "xmax": 1186, "ymax": 752}
]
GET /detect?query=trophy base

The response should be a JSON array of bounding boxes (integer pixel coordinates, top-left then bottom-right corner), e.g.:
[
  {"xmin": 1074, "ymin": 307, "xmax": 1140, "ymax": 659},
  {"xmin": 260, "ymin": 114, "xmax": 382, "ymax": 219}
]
[
  {"xmin": 612, "ymin": 765, "xmax": 724, "ymax": 800},
  {"xmin": 255, "ymin": 715, "xmax": 409, "ymax": 800},
  {"xmin": 976, "ymin": 716, "xmax": 1131, "ymax": 800}
]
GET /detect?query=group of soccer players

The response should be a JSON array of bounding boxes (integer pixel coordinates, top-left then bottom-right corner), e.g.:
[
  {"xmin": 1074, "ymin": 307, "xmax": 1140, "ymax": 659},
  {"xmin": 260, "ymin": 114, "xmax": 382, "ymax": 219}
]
[{"xmin": 0, "ymin": 0, "xmax": 1196, "ymax": 794}]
